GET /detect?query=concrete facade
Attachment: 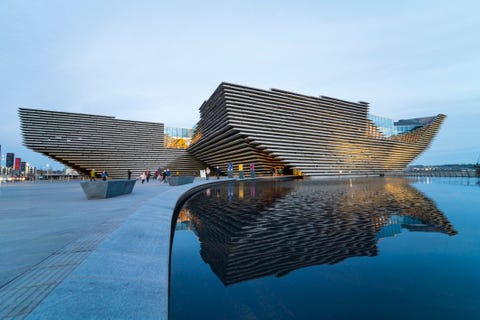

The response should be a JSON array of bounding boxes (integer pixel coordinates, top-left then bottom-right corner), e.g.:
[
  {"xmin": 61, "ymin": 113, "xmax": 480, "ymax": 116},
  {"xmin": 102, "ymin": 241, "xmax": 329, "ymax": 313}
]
[
  {"xmin": 18, "ymin": 109, "xmax": 204, "ymax": 179},
  {"xmin": 188, "ymin": 83, "xmax": 446, "ymax": 176}
]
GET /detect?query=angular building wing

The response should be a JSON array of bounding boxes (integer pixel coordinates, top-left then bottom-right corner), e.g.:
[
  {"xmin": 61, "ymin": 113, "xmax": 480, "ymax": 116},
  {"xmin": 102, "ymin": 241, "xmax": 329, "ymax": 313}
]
[
  {"xmin": 18, "ymin": 108, "xmax": 204, "ymax": 179},
  {"xmin": 187, "ymin": 83, "xmax": 445, "ymax": 176}
]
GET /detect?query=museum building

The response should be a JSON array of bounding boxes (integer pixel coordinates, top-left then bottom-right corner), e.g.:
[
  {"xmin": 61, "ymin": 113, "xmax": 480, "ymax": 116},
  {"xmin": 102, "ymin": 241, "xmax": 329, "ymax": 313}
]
[{"xmin": 19, "ymin": 82, "xmax": 445, "ymax": 178}]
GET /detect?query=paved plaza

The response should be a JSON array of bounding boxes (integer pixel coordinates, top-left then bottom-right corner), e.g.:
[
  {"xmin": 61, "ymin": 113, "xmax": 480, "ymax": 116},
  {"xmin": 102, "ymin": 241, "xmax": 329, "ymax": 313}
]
[{"xmin": 0, "ymin": 178, "xmax": 221, "ymax": 320}]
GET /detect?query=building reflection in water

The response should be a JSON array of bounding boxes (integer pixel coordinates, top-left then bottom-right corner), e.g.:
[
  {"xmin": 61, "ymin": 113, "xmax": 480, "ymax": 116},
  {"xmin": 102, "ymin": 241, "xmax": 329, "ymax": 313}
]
[{"xmin": 174, "ymin": 178, "xmax": 457, "ymax": 286}]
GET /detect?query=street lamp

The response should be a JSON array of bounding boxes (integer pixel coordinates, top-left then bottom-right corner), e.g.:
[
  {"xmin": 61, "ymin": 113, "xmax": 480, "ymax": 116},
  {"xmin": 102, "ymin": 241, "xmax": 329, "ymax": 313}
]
[{"xmin": 46, "ymin": 163, "xmax": 50, "ymax": 180}]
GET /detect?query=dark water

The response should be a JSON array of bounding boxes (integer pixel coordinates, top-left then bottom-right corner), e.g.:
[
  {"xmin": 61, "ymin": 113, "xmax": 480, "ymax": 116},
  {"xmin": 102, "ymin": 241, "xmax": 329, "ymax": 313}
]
[{"xmin": 169, "ymin": 177, "xmax": 480, "ymax": 320}]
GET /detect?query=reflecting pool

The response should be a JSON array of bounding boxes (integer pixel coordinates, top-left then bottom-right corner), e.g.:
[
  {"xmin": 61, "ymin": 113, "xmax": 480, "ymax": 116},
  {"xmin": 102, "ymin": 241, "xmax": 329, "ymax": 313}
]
[{"xmin": 169, "ymin": 177, "xmax": 480, "ymax": 320}]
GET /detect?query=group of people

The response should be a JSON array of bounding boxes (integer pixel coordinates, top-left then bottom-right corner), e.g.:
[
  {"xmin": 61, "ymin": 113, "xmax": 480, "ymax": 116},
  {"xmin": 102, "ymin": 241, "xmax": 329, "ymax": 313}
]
[
  {"xmin": 88, "ymin": 168, "xmax": 172, "ymax": 183},
  {"xmin": 89, "ymin": 169, "xmax": 108, "ymax": 181},
  {"xmin": 270, "ymin": 167, "xmax": 283, "ymax": 176},
  {"xmin": 204, "ymin": 166, "xmax": 222, "ymax": 180},
  {"xmin": 89, "ymin": 164, "xmax": 276, "ymax": 182},
  {"xmin": 139, "ymin": 168, "xmax": 170, "ymax": 184}
]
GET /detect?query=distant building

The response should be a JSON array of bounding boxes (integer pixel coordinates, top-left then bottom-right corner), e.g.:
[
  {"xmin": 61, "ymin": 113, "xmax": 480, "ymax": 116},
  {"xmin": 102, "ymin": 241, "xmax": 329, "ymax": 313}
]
[
  {"xmin": 65, "ymin": 168, "xmax": 79, "ymax": 176},
  {"xmin": 14, "ymin": 157, "xmax": 21, "ymax": 170},
  {"xmin": 6, "ymin": 153, "xmax": 14, "ymax": 168},
  {"xmin": 19, "ymin": 82, "xmax": 445, "ymax": 178},
  {"xmin": 20, "ymin": 161, "xmax": 26, "ymax": 173}
]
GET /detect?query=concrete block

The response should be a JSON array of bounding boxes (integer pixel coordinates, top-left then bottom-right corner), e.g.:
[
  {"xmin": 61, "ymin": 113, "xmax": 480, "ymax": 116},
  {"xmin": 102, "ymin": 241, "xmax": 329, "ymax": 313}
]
[
  {"xmin": 80, "ymin": 180, "xmax": 136, "ymax": 200},
  {"xmin": 167, "ymin": 176, "xmax": 195, "ymax": 186}
]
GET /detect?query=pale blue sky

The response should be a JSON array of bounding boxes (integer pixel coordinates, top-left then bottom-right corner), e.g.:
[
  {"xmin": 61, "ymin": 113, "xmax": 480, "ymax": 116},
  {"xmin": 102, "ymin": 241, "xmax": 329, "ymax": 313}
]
[{"xmin": 1, "ymin": 0, "xmax": 479, "ymax": 170}]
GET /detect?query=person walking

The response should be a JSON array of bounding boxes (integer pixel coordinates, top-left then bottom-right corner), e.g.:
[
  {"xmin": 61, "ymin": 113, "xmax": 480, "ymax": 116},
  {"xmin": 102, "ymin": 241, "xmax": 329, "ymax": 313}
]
[
  {"xmin": 101, "ymin": 170, "xmax": 108, "ymax": 181},
  {"xmin": 205, "ymin": 167, "xmax": 211, "ymax": 180},
  {"xmin": 140, "ymin": 172, "xmax": 146, "ymax": 184},
  {"xmin": 162, "ymin": 170, "xmax": 167, "ymax": 183}
]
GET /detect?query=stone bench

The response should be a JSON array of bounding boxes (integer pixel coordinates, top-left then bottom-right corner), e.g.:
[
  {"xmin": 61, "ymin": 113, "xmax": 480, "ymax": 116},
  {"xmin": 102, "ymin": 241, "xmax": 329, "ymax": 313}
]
[
  {"xmin": 168, "ymin": 176, "xmax": 195, "ymax": 186},
  {"xmin": 80, "ymin": 179, "xmax": 137, "ymax": 200}
]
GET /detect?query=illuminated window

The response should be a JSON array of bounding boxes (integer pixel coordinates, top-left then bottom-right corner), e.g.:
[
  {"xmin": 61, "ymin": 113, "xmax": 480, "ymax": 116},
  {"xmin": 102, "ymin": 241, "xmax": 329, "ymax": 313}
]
[{"xmin": 164, "ymin": 127, "xmax": 194, "ymax": 149}]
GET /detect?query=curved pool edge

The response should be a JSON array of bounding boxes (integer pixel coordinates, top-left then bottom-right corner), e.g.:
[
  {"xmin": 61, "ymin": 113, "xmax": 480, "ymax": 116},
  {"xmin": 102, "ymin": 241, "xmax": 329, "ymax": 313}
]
[
  {"xmin": 24, "ymin": 177, "xmax": 300, "ymax": 320},
  {"xmin": 18, "ymin": 178, "xmax": 258, "ymax": 319},
  {"xmin": 166, "ymin": 176, "xmax": 302, "ymax": 318}
]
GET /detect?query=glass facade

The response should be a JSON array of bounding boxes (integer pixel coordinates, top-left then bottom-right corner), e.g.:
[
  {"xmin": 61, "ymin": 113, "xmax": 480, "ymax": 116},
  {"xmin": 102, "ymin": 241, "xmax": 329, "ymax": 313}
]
[
  {"xmin": 395, "ymin": 124, "xmax": 419, "ymax": 134},
  {"xmin": 368, "ymin": 114, "xmax": 420, "ymax": 137},
  {"xmin": 368, "ymin": 114, "xmax": 396, "ymax": 137},
  {"xmin": 165, "ymin": 127, "xmax": 194, "ymax": 139},
  {"xmin": 164, "ymin": 127, "xmax": 194, "ymax": 149}
]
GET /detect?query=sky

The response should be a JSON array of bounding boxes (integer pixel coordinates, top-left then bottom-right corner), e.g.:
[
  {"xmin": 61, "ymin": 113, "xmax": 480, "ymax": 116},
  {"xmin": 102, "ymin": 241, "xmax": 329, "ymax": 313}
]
[{"xmin": 1, "ymin": 0, "xmax": 479, "ymax": 170}]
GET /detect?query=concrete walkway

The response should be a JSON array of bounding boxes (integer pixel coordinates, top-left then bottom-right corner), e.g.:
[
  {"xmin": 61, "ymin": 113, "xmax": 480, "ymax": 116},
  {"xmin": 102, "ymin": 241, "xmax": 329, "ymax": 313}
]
[{"xmin": 0, "ymin": 178, "xmax": 226, "ymax": 320}]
